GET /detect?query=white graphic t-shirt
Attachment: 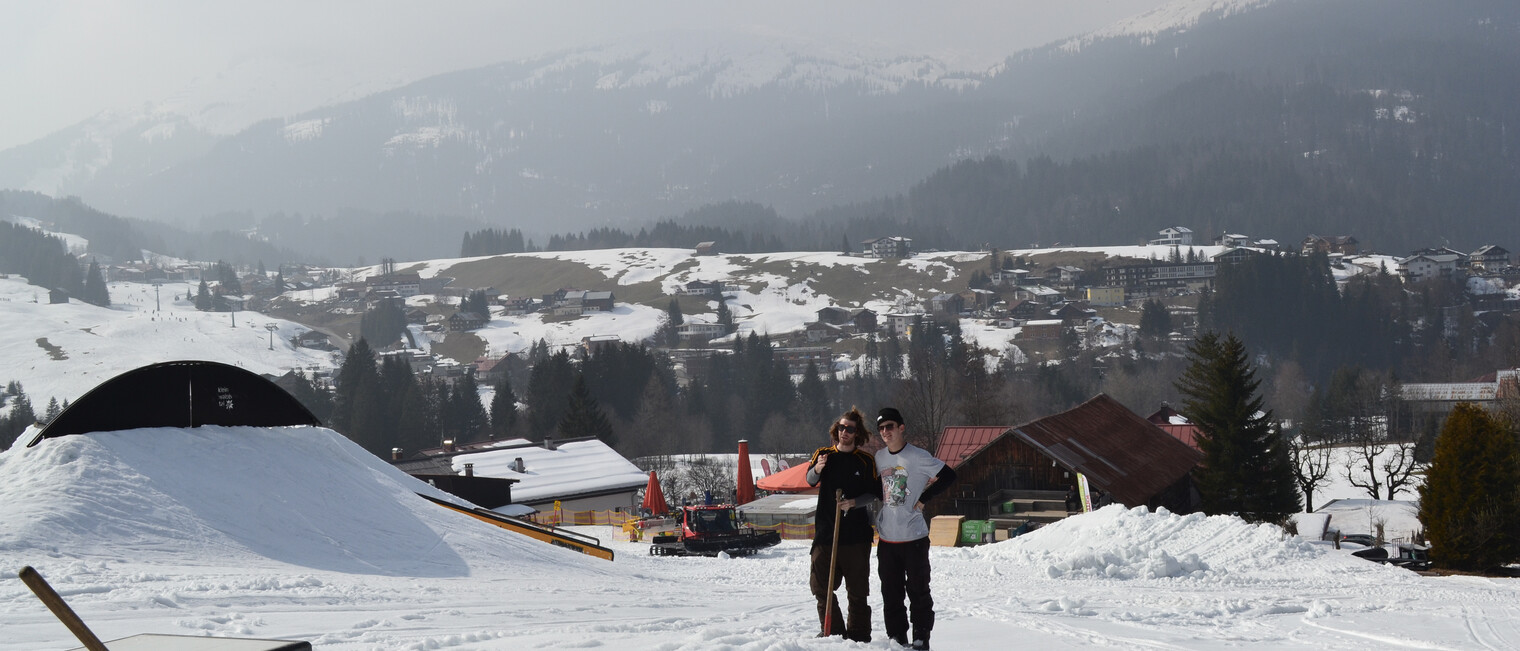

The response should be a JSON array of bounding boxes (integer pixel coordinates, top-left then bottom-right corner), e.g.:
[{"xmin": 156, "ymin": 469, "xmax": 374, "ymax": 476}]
[{"xmin": 874, "ymin": 443, "xmax": 946, "ymax": 542}]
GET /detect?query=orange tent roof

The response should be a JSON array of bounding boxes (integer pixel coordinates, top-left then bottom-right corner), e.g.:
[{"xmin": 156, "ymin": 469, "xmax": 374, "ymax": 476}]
[{"xmin": 755, "ymin": 461, "xmax": 818, "ymax": 494}]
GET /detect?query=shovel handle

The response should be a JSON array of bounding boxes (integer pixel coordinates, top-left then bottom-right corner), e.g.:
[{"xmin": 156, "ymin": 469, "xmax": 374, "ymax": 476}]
[
  {"xmin": 18, "ymin": 566, "xmax": 108, "ymax": 651},
  {"xmin": 822, "ymin": 488, "xmax": 845, "ymax": 636}
]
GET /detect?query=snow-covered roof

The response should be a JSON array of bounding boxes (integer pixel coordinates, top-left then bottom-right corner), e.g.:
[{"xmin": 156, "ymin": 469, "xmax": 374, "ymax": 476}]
[
  {"xmin": 449, "ymin": 438, "xmax": 647, "ymax": 503},
  {"xmin": 1399, "ymin": 383, "xmax": 1496, "ymax": 401}
]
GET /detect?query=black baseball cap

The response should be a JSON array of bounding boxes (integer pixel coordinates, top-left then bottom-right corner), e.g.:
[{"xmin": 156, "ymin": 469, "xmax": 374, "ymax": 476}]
[{"xmin": 877, "ymin": 407, "xmax": 904, "ymax": 426}]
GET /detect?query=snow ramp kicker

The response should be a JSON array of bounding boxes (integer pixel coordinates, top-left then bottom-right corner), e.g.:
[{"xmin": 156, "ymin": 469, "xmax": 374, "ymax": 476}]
[
  {"xmin": 418, "ymin": 494, "xmax": 616, "ymax": 561},
  {"xmin": 27, "ymin": 359, "xmax": 320, "ymax": 447}
]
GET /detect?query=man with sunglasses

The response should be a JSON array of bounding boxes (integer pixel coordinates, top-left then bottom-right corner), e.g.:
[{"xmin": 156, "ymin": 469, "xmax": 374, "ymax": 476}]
[
  {"xmin": 805, "ymin": 407, "xmax": 880, "ymax": 642},
  {"xmin": 873, "ymin": 407, "xmax": 956, "ymax": 651}
]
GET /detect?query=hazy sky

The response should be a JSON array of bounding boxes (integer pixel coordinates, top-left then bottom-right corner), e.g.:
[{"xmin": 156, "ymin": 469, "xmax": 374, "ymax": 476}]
[{"xmin": 0, "ymin": 0, "xmax": 1172, "ymax": 151}]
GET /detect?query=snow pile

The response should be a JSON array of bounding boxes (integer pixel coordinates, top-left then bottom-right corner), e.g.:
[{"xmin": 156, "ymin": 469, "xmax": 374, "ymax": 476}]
[
  {"xmin": 974, "ymin": 505, "xmax": 1320, "ymax": 580},
  {"xmin": 0, "ymin": 426, "xmax": 605, "ymax": 576}
]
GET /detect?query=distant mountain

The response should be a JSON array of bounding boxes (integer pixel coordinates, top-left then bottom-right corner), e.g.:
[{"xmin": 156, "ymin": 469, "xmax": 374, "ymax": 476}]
[
  {"xmin": 812, "ymin": 0, "xmax": 1520, "ymax": 253},
  {"xmin": 2, "ymin": 0, "xmax": 1515, "ymax": 255},
  {"xmin": 0, "ymin": 30, "xmax": 1002, "ymax": 231}
]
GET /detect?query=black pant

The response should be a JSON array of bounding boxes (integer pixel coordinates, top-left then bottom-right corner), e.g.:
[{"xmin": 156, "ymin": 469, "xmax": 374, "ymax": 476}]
[
  {"xmin": 810, "ymin": 542, "xmax": 872, "ymax": 640},
  {"xmin": 878, "ymin": 537, "xmax": 934, "ymax": 643}
]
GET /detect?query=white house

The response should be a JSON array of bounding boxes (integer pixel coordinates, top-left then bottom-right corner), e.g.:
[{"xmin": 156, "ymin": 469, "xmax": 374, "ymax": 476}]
[
  {"xmin": 862, "ymin": 236, "xmax": 912, "ymax": 259},
  {"xmin": 677, "ymin": 321, "xmax": 728, "ymax": 342},
  {"xmin": 1150, "ymin": 227, "xmax": 1194, "ymax": 246},
  {"xmin": 1215, "ymin": 233, "xmax": 1251, "ymax": 247},
  {"xmin": 881, "ymin": 313, "xmax": 920, "ymax": 337},
  {"xmin": 446, "ymin": 437, "xmax": 648, "ymax": 513},
  {"xmin": 1397, "ymin": 253, "xmax": 1460, "ymax": 284}
]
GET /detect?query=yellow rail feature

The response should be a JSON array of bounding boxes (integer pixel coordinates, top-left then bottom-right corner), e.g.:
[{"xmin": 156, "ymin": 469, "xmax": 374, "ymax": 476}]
[
  {"xmin": 531, "ymin": 509, "xmax": 818, "ymax": 541},
  {"xmin": 419, "ymin": 494, "xmax": 615, "ymax": 561}
]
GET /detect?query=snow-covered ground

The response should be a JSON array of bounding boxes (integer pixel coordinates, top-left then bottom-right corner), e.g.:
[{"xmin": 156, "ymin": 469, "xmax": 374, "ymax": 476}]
[
  {"xmin": 0, "ymin": 275, "xmax": 336, "ymax": 405},
  {"xmin": 388, "ymin": 245, "xmax": 1168, "ymax": 360},
  {"xmin": 3, "ymin": 424, "xmax": 1518, "ymax": 650}
]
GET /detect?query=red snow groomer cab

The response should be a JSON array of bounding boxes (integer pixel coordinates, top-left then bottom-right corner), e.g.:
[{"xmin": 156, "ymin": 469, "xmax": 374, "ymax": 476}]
[{"xmin": 648, "ymin": 504, "xmax": 782, "ymax": 557}]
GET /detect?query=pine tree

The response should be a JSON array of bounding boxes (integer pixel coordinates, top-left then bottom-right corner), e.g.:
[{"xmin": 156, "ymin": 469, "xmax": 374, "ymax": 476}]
[
  {"xmin": 194, "ymin": 280, "xmax": 213, "ymax": 311},
  {"xmin": 666, "ymin": 299, "xmax": 684, "ymax": 327},
  {"xmin": 215, "ymin": 260, "xmax": 242, "ymax": 295},
  {"xmin": 42, "ymin": 397, "xmax": 61, "ymax": 423},
  {"xmin": 489, "ymin": 375, "xmax": 518, "ymax": 438},
  {"xmin": 525, "ymin": 349, "xmax": 576, "ymax": 437},
  {"xmin": 448, "ymin": 372, "xmax": 490, "ymax": 443},
  {"xmin": 393, "ymin": 381, "xmax": 433, "ymax": 455},
  {"xmin": 620, "ymin": 374, "xmax": 683, "ymax": 459},
  {"xmin": 796, "ymin": 360, "xmax": 832, "ymax": 426},
  {"xmin": 1, "ymin": 392, "xmax": 35, "ymax": 451},
  {"xmin": 330, "ymin": 339, "xmax": 378, "ymax": 436},
  {"xmin": 360, "ymin": 299, "xmax": 407, "ymax": 347},
  {"xmin": 275, "ymin": 271, "xmax": 286, "ymax": 292},
  {"xmin": 284, "ymin": 370, "xmax": 332, "ymax": 424},
  {"xmin": 559, "ymin": 373, "xmax": 615, "ymax": 445},
  {"xmin": 1176, "ymin": 332, "xmax": 1300, "ymax": 522},
  {"xmin": 1418, "ymin": 403, "xmax": 1520, "ymax": 570},
  {"xmin": 83, "ymin": 259, "xmax": 110, "ymax": 307},
  {"xmin": 460, "ymin": 289, "xmax": 491, "ymax": 318},
  {"xmin": 659, "ymin": 299, "xmax": 684, "ymax": 347},
  {"xmin": 1139, "ymin": 299, "xmax": 1173, "ymax": 339},
  {"xmin": 716, "ymin": 299, "xmax": 735, "ymax": 334}
]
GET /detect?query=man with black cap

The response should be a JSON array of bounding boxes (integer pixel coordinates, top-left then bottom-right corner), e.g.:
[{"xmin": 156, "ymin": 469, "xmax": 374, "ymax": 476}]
[{"xmin": 873, "ymin": 406, "xmax": 956, "ymax": 651}]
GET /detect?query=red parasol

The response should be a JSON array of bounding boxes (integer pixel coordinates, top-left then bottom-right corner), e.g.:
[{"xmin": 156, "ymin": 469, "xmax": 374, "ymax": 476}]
[
  {"xmin": 736, "ymin": 440, "xmax": 756, "ymax": 505},
  {"xmin": 641, "ymin": 470, "xmax": 669, "ymax": 516}
]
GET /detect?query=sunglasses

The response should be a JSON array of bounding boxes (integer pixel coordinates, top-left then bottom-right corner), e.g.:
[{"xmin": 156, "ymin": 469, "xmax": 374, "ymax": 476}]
[
  {"xmin": 879, "ymin": 422, "xmax": 901, "ymax": 431},
  {"xmin": 837, "ymin": 424, "xmax": 858, "ymax": 433}
]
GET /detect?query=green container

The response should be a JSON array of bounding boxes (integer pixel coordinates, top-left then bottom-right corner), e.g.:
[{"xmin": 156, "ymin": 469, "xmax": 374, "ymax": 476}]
[{"xmin": 959, "ymin": 519, "xmax": 991, "ymax": 544}]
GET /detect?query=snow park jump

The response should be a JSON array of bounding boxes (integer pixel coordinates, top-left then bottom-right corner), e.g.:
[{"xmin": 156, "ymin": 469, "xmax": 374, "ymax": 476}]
[
  {"xmin": 1, "ymin": 360, "xmax": 616, "ymax": 647},
  {"xmin": 25, "ymin": 359, "xmax": 614, "ymax": 561}
]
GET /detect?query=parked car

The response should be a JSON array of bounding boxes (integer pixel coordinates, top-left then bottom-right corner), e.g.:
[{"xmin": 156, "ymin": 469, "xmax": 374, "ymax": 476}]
[
  {"xmin": 1340, "ymin": 533, "xmax": 1376, "ymax": 547},
  {"xmin": 1348, "ymin": 542, "xmax": 1432, "ymax": 571}
]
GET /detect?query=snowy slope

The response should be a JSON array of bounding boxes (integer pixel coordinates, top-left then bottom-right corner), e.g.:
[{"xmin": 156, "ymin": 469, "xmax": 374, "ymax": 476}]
[
  {"xmin": 1061, "ymin": 0, "xmax": 1277, "ymax": 51},
  {"xmin": 0, "ymin": 275, "xmax": 335, "ymax": 406},
  {"xmin": 2, "ymin": 424, "xmax": 1516, "ymax": 649}
]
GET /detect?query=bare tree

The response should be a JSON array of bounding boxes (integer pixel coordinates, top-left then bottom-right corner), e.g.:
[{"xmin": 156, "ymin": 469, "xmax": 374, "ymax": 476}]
[
  {"xmin": 1378, "ymin": 441, "xmax": 1420, "ymax": 500},
  {"xmin": 1343, "ymin": 437, "xmax": 1387, "ymax": 500},
  {"xmin": 1368, "ymin": 505, "xmax": 1388, "ymax": 545},
  {"xmin": 1288, "ymin": 434, "xmax": 1335, "ymax": 512},
  {"xmin": 758, "ymin": 412, "xmax": 816, "ymax": 457},
  {"xmin": 894, "ymin": 355, "xmax": 956, "ymax": 450},
  {"xmin": 684, "ymin": 456, "xmax": 737, "ymax": 501}
]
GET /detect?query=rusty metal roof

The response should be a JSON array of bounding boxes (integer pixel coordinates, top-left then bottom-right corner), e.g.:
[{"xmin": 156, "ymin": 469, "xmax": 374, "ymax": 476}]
[
  {"xmin": 1153, "ymin": 424, "xmax": 1202, "ymax": 451},
  {"xmin": 936, "ymin": 426, "xmax": 1012, "ymax": 469},
  {"xmin": 979, "ymin": 394, "xmax": 1202, "ymax": 507}
]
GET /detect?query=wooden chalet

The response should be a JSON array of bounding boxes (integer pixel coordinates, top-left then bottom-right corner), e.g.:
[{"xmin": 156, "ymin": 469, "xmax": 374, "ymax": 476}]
[
  {"xmin": 936, "ymin": 394, "xmax": 1201, "ymax": 524},
  {"xmin": 447, "ymin": 310, "xmax": 488, "ymax": 331}
]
